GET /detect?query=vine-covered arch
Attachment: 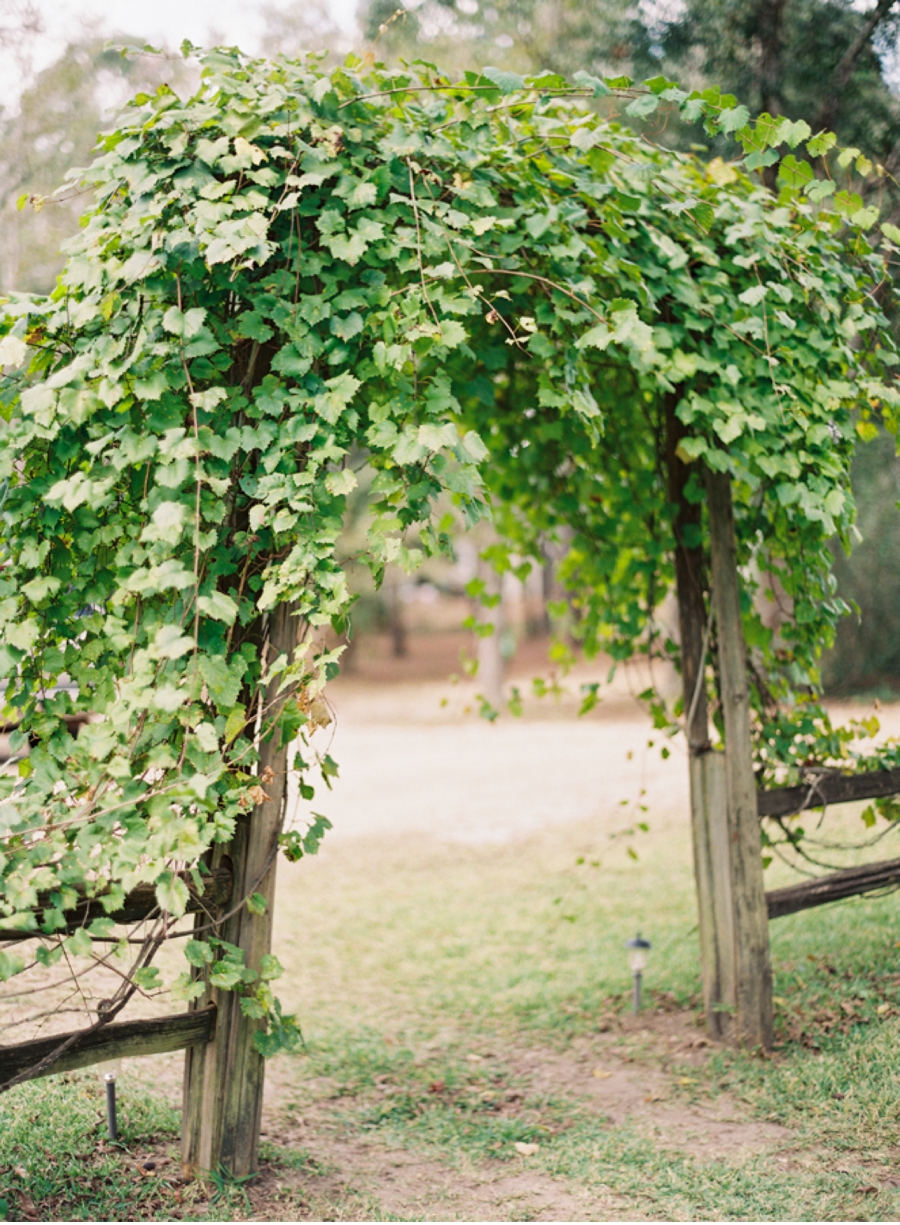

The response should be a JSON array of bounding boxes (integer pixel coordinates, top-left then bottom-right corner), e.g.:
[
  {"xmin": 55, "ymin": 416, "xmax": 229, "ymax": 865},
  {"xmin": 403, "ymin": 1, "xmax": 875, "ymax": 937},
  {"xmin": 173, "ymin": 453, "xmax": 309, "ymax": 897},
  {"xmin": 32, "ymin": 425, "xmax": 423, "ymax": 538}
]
[{"xmin": 0, "ymin": 46, "xmax": 896, "ymax": 1170}]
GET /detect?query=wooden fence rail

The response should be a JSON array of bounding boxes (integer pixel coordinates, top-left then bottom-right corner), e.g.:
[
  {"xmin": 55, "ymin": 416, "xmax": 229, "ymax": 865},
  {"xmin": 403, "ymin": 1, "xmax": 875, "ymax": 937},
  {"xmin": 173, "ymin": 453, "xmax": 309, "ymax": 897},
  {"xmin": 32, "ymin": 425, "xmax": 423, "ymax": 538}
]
[
  {"xmin": 766, "ymin": 856, "xmax": 900, "ymax": 919},
  {"xmin": 757, "ymin": 772, "xmax": 900, "ymax": 918},
  {"xmin": 758, "ymin": 767, "xmax": 900, "ymax": 819},
  {"xmin": 0, "ymin": 1007, "xmax": 216, "ymax": 1082},
  {"xmin": 0, "ymin": 867, "xmax": 233, "ymax": 942}
]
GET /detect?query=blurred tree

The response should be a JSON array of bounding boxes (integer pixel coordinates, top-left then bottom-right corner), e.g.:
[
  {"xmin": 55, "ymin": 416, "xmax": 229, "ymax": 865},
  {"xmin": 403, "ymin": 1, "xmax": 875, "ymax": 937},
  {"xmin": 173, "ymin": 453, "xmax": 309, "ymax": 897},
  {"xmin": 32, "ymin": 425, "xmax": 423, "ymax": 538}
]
[
  {"xmin": 258, "ymin": 1, "xmax": 351, "ymax": 57},
  {"xmin": 823, "ymin": 432, "xmax": 900, "ymax": 694},
  {"xmin": 0, "ymin": 36, "xmax": 192, "ymax": 294},
  {"xmin": 661, "ymin": 0, "xmax": 900, "ymax": 165},
  {"xmin": 358, "ymin": 0, "xmax": 659, "ymax": 79}
]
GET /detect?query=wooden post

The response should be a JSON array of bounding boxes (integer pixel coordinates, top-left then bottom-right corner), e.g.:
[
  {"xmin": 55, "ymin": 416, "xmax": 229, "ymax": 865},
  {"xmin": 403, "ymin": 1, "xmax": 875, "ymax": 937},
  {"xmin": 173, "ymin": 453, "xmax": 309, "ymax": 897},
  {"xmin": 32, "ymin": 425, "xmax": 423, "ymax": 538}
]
[
  {"xmin": 182, "ymin": 602, "xmax": 298, "ymax": 1177},
  {"xmin": 688, "ymin": 750, "xmax": 736, "ymax": 1039},
  {"xmin": 706, "ymin": 468, "xmax": 773, "ymax": 1049},
  {"xmin": 666, "ymin": 397, "xmax": 735, "ymax": 1040}
]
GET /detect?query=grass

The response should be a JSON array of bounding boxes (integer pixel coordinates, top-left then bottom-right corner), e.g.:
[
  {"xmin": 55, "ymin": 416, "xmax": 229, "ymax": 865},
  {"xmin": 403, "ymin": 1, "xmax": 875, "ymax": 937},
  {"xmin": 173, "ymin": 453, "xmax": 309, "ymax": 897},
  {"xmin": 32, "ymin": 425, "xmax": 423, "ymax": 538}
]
[
  {"xmin": 0, "ymin": 1073, "xmax": 184, "ymax": 1222},
  {"xmin": 3, "ymin": 757, "xmax": 900, "ymax": 1219},
  {"xmin": 270, "ymin": 796, "xmax": 900, "ymax": 1220}
]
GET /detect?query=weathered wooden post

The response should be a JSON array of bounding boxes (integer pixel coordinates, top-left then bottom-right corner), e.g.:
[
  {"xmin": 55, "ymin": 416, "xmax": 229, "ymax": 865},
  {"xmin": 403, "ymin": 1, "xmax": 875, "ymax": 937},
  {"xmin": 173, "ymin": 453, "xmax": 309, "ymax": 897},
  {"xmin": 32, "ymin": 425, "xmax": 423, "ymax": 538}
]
[
  {"xmin": 667, "ymin": 397, "xmax": 772, "ymax": 1047},
  {"xmin": 182, "ymin": 601, "xmax": 298, "ymax": 1177},
  {"xmin": 705, "ymin": 468, "xmax": 773, "ymax": 1049},
  {"xmin": 667, "ymin": 400, "xmax": 733, "ymax": 1040}
]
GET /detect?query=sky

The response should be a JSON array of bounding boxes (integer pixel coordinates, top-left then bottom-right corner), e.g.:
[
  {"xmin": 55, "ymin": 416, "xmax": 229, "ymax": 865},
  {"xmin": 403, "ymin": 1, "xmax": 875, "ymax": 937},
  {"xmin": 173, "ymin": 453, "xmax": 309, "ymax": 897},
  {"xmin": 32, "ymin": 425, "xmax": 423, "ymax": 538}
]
[
  {"xmin": 43, "ymin": 0, "xmax": 357, "ymax": 48},
  {"xmin": 2, "ymin": 0, "xmax": 360, "ymax": 107}
]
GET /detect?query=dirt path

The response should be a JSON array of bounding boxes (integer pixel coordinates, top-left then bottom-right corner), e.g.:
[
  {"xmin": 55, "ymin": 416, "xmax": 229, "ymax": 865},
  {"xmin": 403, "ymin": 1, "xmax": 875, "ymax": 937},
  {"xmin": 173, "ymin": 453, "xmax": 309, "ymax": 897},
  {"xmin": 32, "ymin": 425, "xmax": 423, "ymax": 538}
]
[{"xmin": 221, "ymin": 1009, "xmax": 793, "ymax": 1221}]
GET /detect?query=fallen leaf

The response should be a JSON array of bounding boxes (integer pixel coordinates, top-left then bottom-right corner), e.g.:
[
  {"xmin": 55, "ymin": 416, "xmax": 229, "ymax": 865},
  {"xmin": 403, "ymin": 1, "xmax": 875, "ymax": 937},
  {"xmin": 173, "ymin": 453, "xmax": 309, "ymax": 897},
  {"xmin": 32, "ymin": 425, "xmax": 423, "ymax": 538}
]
[
  {"xmin": 592, "ymin": 1068, "xmax": 612, "ymax": 1079},
  {"xmin": 877, "ymin": 1002, "xmax": 890, "ymax": 1015},
  {"xmin": 466, "ymin": 1053, "xmax": 484, "ymax": 1063},
  {"xmin": 643, "ymin": 1093, "xmax": 667, "ymax": 1103},
  {"xmin": 675, "ymin": 1077, "xmax": 696, "ymax": 1086},
  {"xmin": 16, "ymin": 1195, "xmax": 37, "ymax": 1222},
  {"xmin": 513, "ymin": 1142, "xmax": 540, "ymax": 1156},
  {"xmin": 856, "ymin": 1185, "xmax": 879, "ymax": 1195}
]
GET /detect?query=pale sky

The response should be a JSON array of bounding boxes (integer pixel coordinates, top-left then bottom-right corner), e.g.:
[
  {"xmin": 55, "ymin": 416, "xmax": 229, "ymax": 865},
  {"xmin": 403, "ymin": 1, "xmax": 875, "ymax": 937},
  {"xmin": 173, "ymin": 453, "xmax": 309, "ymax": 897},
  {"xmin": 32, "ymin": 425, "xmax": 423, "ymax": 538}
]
[
  {"xmin": 3, "ymin": 0, "xmax": 361, "ymax": 106},
  {"xmin": 46, "ymin": 0, "xmax": 357, "ymax": 47}
]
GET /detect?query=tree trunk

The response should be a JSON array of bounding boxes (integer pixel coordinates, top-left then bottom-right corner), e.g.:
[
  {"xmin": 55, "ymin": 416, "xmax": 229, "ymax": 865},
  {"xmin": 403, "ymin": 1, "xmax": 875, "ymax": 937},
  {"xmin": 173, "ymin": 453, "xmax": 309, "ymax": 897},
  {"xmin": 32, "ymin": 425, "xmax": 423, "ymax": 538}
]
[
  {"xmin": 476, "ymin": 559, "xmax": 504, "ymax": 710},
  {"xmin": 815, "ymin": 0, "xmax": 898, "ymax": 133},
  {"xmin": 386, "ymin": 571, "xmax": 407, "ymax": 658},
  {"xmin": 182, "ymin": 601, "xmax": 298, "ymax": 1177},
  {"xmin": 705, "ymin": 468, "xmax": 773, "ymax": 1050}
]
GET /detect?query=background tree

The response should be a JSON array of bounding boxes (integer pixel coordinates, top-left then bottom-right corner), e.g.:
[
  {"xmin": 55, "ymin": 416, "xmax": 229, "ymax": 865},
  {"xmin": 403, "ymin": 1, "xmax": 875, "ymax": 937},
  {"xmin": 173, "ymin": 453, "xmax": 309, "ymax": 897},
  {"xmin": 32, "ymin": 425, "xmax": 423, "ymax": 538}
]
[{"xmin": 0, "ymin": 31, "xmax": 193, "ymax": 294}]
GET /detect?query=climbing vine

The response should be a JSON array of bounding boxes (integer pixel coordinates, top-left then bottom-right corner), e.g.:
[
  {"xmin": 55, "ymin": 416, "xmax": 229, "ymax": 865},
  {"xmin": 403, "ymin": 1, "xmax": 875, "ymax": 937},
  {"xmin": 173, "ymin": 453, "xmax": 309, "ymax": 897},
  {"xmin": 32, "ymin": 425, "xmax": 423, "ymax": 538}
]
[{"xmin": 0, "ymin": 46, "xmax": 897, "ymax": 1059}]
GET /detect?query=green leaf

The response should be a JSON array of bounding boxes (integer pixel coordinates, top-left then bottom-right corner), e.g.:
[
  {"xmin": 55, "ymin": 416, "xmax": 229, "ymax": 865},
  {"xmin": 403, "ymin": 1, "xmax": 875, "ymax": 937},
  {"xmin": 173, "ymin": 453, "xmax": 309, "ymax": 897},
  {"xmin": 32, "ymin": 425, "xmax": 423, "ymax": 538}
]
[
  {"xmin": 156, "ymin": 872, "xmax": 190, "ymax": 917},
  {"xmin": 247, "ymin": 892, "xmax": 268, "ymax": 916},
  {"xmin": 572, "ymin": 70, "xmax": 611, "ymax": 97},
  {"xmin": 199, "ymin": 654, "xmax": 244, "ymax": 711},
  {"xmin": 66, "ymin": 928, "xmax": 93, "ymax": 958},
  {"xmin": 806, "ymin": 130, "xmax": 837, "ymax": 159},
  {"xmin": 133, "ymin": 965, "xmax": 162, "ymax": 990},
  {"xmin": 625, "ymin": 93, "xmax": 659, "ymax": 119},
  {"xmin": 198, "ymin": 591, "xmax": 238, "ymax": 625},
  {"xmin": 314, "ymin": 372, "xmax": 361, "ymax": 424},
  {"xmin": 776, "ymin": 118, "xmax": 812, "ymax": 149},
  {"xmin": 718, "ymin": 105, "xmax": 750, "ymax": 134},
  {"xmin": 330, "ymin": 312, "xmax": 363, "ymax": 341},
  {"xmin": 259, "ymin": 953, "xmax": 284, "ymax": 981},
  {"xmin": 777, "ymin": 155, "xmax": 814, "ymax": 189},
  {"xmin": 162, "ymin": 306, "xmax": 207, "ymax": 339},
  {"xmin": 224, "ymin": 704, "xmax": 248, "ymax": 744},
  {"xmin": 738, "ymin": 285, "xmax": 768, "ymax": 306},
  {"xmin": 185, "ymin": 938, "xmax": 215, "ymax": 966},
  {"xmin": 324, "ymin": 467, "xmax": 358, "ymax": 496},
  {"xmin": 0, "ymin": 951, "xmax": 25, "ymax": 981},
  {"xmin": 482, "ymin": 66, "xmax": 525, "ymax": 94},
  {"xmin": 210, "ymin": 963, "xmax": 245, "ymax": 989},
  {"xmin": 850, "ymin": 205, "xmax": 879, "ymax": 231}
]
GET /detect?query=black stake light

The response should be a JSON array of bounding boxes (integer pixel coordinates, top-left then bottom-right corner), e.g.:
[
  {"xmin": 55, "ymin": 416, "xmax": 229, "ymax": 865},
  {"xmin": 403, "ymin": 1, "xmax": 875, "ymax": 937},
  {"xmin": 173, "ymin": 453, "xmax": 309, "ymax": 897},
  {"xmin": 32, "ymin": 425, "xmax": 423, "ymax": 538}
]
[
  {"xmin": 625, "ymin": 933, "xmax": 651, "ymax": 1013},
  {"xmin": 104, "ymin": 1072, "xmax": 118, "ymax": 1142}
]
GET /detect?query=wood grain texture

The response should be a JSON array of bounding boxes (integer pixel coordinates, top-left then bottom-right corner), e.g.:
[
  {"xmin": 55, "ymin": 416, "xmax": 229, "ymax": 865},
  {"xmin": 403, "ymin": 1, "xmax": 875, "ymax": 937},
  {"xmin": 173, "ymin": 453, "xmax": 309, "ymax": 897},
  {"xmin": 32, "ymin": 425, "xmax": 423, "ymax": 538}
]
[
  {"xmin": 0, "ymin": 1007, "xmax": 215, "ymax": 1082},
  {"xmin": 0, "ymin": 867, "xmax": 233, "ymax": 941},
  {"xmin": 182, "ymin": 601, "xmax": 298, "ymax": 1179},
  {"xmin": 758, "ymin": 768, "xmax": 900, "ymax": 819},
  {"xmin": 667, "ymin": 396, "xmax": 732, "ymax": 1040},
  {"xmin": 689, "ymin": 751, "xmax": 736, "ymax": 1040},
  {"xmin": 766, "ymin": 856, "xmax": 900, "ymax": 918},
  {"xmin": 706, "ymin": 468, "xmax": 773, "ymax": 1050}
]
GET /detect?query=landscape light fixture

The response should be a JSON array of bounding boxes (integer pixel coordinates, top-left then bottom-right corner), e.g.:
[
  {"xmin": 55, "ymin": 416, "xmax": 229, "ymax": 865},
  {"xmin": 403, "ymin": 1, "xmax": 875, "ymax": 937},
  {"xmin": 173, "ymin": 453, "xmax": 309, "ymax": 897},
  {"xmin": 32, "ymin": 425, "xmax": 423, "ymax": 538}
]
[
  {"xmin": 625, "ymin": 933, "xmax": 651, "ymax": 1013},
  {"xmin": 104, "ymin": 1072, "xmax": 118, "ymax": 1142}
]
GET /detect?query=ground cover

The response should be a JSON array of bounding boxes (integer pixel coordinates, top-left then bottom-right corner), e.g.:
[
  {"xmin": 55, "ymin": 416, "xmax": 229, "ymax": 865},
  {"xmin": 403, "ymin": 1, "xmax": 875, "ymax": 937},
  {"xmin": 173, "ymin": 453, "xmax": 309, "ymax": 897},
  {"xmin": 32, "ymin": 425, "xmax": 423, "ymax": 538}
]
[{"xmin": 2, "ymin": 666, "xmax": 899, "ymax": 1221}]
